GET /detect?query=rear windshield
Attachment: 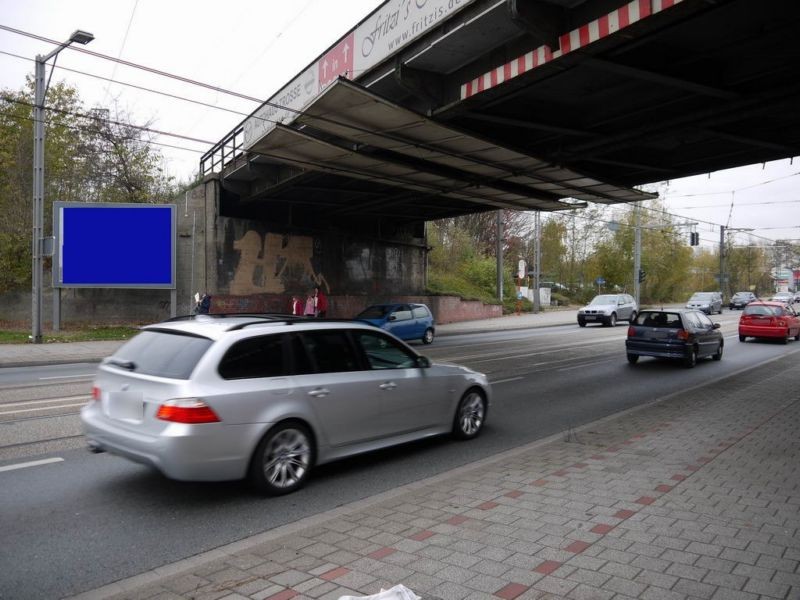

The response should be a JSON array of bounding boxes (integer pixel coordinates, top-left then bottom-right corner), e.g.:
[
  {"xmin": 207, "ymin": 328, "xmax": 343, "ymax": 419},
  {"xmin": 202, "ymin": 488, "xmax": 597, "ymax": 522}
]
[
  {"xmin": 635, "ymin": 312, "xmax": 683, "ymax": 328},
  {"xmin": 108, "ymin": 330, "xmax": 213, "ymax": 379},
  {"xmin": 357, "ymin": 306, "xmax": 390, "ymax": 319},
  {"xmin": 743, "ymin": 305, "xmax": 779, "ymax": 316}
]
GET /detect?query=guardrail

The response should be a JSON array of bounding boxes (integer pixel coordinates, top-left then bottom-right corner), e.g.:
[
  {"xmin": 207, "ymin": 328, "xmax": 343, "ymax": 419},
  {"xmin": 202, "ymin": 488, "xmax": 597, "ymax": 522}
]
[{"xmin": 200, "ymin": 125, "xmax": 244, "ymax": 176}]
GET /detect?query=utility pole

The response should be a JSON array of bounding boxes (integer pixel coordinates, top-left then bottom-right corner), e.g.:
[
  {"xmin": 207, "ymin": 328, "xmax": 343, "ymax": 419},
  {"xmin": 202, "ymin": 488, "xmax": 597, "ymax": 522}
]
[
  {"xmin": 31, "ymin": 30, "xmax": 94, "ymax": 343},
  {"xmin": 633, "ymin": 203, "xmax": 641, "ymax": 305},
  {"xmin": 496, "ymin": 210, "xmax": 503, "ymax": 301},
  {"xmin": 533, "ymin": 211, "xmax": 541, "ymax": 313},
  {"xmin": 719, "ymin": 225, "xmax": 725, "ymax": 296}
]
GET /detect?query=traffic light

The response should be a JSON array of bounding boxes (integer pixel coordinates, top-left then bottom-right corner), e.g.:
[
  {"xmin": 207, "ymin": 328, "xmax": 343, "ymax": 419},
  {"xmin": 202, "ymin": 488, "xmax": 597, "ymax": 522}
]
[
  {"xmin": 638, "ymin": 269, "xmax": 647, "ymax": 283},
  {"xmin": 689, "ymin": 232, "xmax": 699, "ymax": 246}
]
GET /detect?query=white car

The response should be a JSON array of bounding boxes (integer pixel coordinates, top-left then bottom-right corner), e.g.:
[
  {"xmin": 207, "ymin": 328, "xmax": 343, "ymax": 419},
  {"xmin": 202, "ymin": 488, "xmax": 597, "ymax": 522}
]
[
  {"xmin": 82, "ymin": 315, "xmax": 491, "ymax": 495},
  {"xmin": 685, "ymin": 292, "xmax": 723, "ymax": 315},
  {"xmin": 577, "ymin": 294, "xmax": 638, "ymax": 327},
  {"xmin": 770, "ymin": 292, "xmax": 795, "ymax": 304}
]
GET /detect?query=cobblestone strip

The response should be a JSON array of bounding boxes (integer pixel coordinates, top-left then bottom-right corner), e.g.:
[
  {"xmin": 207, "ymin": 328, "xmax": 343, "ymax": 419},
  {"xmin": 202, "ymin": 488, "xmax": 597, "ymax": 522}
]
[{"xmin": 98, "ymin": 368, "xmax": 800, "ymax": 600}]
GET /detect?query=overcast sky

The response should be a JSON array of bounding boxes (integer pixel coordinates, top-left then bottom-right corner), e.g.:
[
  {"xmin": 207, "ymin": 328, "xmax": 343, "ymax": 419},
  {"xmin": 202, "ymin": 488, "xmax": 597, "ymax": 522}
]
[{"xmin": 1, "ymin": 0, "xmax": 798, "ymax": 250}]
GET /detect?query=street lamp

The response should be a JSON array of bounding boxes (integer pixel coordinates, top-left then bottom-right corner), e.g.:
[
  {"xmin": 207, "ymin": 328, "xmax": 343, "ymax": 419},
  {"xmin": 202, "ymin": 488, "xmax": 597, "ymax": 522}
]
[{"xmin": 31, "ymin": 29, "xmax": 94, "ymax": 343}]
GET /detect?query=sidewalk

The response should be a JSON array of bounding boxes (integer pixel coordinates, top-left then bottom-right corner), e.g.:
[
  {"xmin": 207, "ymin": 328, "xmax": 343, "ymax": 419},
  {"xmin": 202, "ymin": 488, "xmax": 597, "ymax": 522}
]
[
  {"xmin": 0, "ymin": 310, "xmax": 578, "ymax": 368},
  {"xmin": 67, "ymin": 356, "xmax": 800, "ymax": 600}
]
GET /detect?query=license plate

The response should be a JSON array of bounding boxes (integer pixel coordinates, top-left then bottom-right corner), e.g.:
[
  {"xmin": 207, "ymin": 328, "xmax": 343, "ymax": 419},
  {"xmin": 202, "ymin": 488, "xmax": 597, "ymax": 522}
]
[
  {"xmin": 103, "ymin": 392, "xmax": 144, "ymax": 421},
  {"xmin": 585, "ymin": 315, "xmax": 596, "ymax": 320}
]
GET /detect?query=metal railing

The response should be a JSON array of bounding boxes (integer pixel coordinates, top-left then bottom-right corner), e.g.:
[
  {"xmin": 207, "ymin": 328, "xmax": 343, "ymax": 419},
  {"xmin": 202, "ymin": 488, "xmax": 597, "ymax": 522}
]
[{"xmin": 200, "ymin": 125, "xmax": 244, "ymax": 176}]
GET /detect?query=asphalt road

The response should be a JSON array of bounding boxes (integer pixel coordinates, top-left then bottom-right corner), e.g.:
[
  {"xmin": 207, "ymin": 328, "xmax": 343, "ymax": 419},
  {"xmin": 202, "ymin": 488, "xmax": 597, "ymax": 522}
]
[{"xmin": 1, "ymin": 315, "xmax": 798, "ymax": 599}]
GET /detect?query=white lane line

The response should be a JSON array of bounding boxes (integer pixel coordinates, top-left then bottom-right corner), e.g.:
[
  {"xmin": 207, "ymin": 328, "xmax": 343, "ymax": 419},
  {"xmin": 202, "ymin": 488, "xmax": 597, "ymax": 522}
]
[
  {"xmin": 39, "ymin": 374, "xmax": 94, "ymax": 380},
  {"xmin": 2, "ymin": 395, "xmax": 92, "ymax": 408},
  {"xmin": 491, "ymin": 376, "xmax": 524, "ymax": 385},
  {"xmin": 0, "ymin": 457, "xmax": 64, "ymax": 473},
  {"xmin": 0, "ymin": 402, "xmax": 87, "ymax": 416}
]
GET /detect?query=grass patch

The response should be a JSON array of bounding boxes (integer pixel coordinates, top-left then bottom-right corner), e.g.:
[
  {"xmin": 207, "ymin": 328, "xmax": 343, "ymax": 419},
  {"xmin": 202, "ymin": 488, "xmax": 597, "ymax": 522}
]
[{"xmin": 0, "ymin": 323, "xmax": 139, "ymax": 344}]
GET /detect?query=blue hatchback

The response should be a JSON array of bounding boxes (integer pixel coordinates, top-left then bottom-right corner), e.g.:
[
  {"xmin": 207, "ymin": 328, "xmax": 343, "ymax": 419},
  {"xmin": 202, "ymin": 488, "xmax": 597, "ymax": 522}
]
[{"xmin": 355, "ymin": 303, "xmax": 436, "ymax": 344}]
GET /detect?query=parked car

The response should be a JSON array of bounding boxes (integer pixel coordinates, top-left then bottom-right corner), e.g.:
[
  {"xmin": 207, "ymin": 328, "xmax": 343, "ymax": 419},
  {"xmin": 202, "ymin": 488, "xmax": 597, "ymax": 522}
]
[
  {"xmin": 577, "ymin": 294, "xmax": 637, "ymax": 327},
  {"xmin": 738, "ymin": 301, "xmax": 800, "ymax": 344},
  {"xmin": 626, "ymin": 309, "xmax": 723, "ymax": 368},
  {"xmin": 685, "ymin": 291, "xmax": 722, "ymax": 315},
  {"xmin": 81, "ymin": 315, "xmax": 490, "ymax": 495},
  {"xmin": 729, "ymin": 291, "xmax": 757, "ymax": 310},
  {"xmin": 769, "ymin": 291, "xmax": 795, "ymax": 305},
  {"xmin": 355, "ymin": 303, "xmax": 435, "ymax": 344}
]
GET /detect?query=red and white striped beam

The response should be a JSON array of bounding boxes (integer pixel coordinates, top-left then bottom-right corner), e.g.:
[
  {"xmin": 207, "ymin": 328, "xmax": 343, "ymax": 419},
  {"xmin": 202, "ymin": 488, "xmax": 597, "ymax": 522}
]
[{"xmin": 460, "ymin": 0, "xmax": 685, "ymax": 99}]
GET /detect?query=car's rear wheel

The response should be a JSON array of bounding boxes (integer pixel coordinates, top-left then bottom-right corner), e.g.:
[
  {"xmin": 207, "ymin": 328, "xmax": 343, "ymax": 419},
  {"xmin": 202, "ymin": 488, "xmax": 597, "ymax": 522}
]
[
  {"xmin": 684, "ymin": 346, "xmax": 697, "ymax": 368},
  {"xmin": 712, "ymin": 342, "xmax": 723, "ymax": 361},
  {"xmin": 795, "ymin": 330, "xmax": 800, "ymax": 341},
  {"xmin": 452, "ymin": 389, "xmax": 486, "ymax": 440},
  {"xmin": 250, "ymin": 422, "xmax": 314, "ymax": 496},
  {"xmin": 739, "ymin": 334, "xmax": 747, "ymax": 342},
  {"xmin": 627, "ymin": 353, "xmax": 639, "ymax": 365},
  {"xmin": 422, "ymin": 328, "xmax": 434, "ymax": 344}
]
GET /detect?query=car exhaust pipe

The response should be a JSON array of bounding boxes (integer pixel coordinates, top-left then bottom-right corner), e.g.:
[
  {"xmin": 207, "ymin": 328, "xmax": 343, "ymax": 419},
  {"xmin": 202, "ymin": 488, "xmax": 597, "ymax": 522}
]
[{"xmin": 87, "ymin": 441, "xmax": 105, "ymax": 454}]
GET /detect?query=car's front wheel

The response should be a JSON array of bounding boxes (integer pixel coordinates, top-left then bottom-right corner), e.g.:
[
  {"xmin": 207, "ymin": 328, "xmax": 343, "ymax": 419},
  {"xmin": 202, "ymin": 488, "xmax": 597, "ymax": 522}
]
[
  {"xmin": 422, "ymin": 328, "xmax": 434, "ymax": 344},
  {"xmin": 605, "ymin": 313, "xmax": 617, "ymax": 327},
  {"xmin": 249, "ymin": 422, "xmax": 314, "ymax": 496},
  {"xmin": 452, "ymin": 389, "xmax": 486, "ymax": 440},
  {"xmin": 578, "ymin": 319, "xmax": 586, "ymax": 327}
]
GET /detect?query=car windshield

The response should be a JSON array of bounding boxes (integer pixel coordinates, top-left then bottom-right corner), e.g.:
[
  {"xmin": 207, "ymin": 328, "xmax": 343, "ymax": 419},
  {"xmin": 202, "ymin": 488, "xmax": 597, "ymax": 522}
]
[
  {"xmin": 635, "ymin": 312, "xmax": 682, "ymax": 328},
  {"xmin": 743, "ymin": 304, "xmax": 779, "ymax": 316},
  {"xmin": 689, "ymin": 293, "xmax": 713, "ymax": 301},
  {"xmin": 108, "ymin": 330, "xmax": 213, "ymax": 379},
  {"xmin": 589, "ymin": 295, "xmax": 618, "ymax": 305},
  {"xmin": 357, "ymin": 306, "xmax": 391, "ymax": 319}
]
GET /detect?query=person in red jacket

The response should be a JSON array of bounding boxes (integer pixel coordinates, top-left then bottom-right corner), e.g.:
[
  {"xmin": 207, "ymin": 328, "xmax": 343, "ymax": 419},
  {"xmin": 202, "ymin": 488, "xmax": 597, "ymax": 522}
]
[{"xmin": 314, "ymin": 286, "xmax": 328, "ymax": 317}]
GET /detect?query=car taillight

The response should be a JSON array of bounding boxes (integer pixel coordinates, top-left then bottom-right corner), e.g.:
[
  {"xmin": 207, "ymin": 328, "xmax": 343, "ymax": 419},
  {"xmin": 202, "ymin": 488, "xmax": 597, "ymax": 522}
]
[
  {"xmin": 627, "ymin": 326, "xmax": 636, "ymax": 337},
  {"xmin": 676, "ymin": 329, "xmax": 689, "ymax": 340},
  {"xmin": 91, "ymin": 386, "xmax": 101, "ymax": 401},
  {"xmin": 156, "ymin": 399, "xmax": 220, "ymax": 424}
]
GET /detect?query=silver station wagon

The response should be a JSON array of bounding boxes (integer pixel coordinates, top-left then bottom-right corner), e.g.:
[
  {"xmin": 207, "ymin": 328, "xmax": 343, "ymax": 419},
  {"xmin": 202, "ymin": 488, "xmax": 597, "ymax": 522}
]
[{"xmin": 81, "ymin": 315, "xmax": 491, "ymax": 495}]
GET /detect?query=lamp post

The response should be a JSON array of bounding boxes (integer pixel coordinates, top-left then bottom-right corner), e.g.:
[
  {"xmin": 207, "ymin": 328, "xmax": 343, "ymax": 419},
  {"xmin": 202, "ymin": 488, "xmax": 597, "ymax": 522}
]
[{"xmin": 31, "ymin": 29, "xmax": 94, "ymax": 343}]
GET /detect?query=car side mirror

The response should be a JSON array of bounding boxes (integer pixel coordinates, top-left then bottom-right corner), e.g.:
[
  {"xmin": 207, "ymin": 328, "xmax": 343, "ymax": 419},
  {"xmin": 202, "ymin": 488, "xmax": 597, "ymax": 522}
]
[
  {"xmin": 388, "ymin": 315, "xmax": 396, "ymax": 322},
  {"xmin": 416, "ymin": 356, "xmax": 431, "ymax": 369},
  {"xmin": 713, "ymin": 323, "xmax": 721, "ymax": 329}
]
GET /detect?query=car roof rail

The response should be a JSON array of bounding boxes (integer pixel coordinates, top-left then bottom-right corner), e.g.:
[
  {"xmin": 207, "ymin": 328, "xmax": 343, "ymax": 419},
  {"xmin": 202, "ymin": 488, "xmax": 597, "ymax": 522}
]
[{"xmin": 163, "ymin": 312, "xmax": 295, "ymax": 323}]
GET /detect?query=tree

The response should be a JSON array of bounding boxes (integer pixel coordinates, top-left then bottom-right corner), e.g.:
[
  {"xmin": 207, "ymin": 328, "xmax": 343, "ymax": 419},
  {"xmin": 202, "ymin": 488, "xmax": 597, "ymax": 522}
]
[{"xmin": 0, "ymin": 80, "xmax": 177, "ymax": 293}]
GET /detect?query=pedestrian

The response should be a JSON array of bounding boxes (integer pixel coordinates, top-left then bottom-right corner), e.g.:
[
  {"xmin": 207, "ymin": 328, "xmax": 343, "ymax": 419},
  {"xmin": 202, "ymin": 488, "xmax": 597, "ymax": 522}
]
[
  {"xmin": 195, "ymin": 293, "xmax": 211, "ymax": 314},
  {"xmin": 314, "ymin": 286, "xmax": 328, "ymax": 318},
  {"xmin": 290, "ymin": 295, "xmax": 303, "ymax": 316},
  {"xmin": 304, "ymin": 292, "xmax": 316, "ymax": 317}
]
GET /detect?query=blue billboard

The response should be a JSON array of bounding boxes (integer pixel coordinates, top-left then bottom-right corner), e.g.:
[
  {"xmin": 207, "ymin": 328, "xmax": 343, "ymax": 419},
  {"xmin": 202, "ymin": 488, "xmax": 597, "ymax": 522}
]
[{"xmin": 53, "ymin": 202, "xmax": 176, "ymax": 288}]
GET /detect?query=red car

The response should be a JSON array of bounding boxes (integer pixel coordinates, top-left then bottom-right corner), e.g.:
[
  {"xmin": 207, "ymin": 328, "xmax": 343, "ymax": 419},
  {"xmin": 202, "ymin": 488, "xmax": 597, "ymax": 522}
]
[{"xmin": 738, "ymin": 301, "xmax": 800, "ymax": 344}]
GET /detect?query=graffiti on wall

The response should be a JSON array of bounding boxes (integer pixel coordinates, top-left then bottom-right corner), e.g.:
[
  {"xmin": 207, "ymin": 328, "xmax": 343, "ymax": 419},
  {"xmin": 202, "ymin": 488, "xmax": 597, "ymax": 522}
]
[{"xmin": 231, "ymin": 231, "xmax": 329, "ymax": 295}]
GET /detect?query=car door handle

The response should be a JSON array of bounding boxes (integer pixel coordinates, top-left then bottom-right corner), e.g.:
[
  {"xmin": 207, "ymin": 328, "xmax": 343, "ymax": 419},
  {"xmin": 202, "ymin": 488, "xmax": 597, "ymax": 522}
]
[
  {"xmin": 307, "ymin": 388, "xmax": 330, "ymax": 398},
  {"xmin": 379, "ymin": 382, "xmax": 397, "ymax": 390}
]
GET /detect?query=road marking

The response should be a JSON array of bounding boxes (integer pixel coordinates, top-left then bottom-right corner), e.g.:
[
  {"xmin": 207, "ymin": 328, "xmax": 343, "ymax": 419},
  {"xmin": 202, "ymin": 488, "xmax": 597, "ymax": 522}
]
[
  {"xmin": 0, "ymin": 402, "xmax": 87, "ymax": 416},
  {"xmin": 492, "ymin": 376, "xmax": 524, "ymax": 384},
  {"xmin": 38, "ymin": 374, "xmax": 94, "ymax": 380},
  {"xmin": 0, "ymin": 457, "xmax": 64, "ymax": 473},
  {"xmin": 1, "ymin": 395, "xmax": 92, "ymax": 408}
]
